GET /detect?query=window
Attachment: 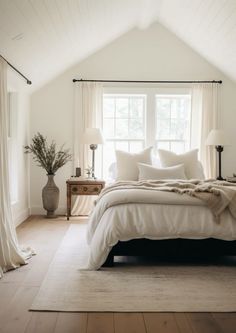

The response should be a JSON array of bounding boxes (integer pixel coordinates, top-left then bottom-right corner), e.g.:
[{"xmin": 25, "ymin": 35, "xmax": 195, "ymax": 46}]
[
  {"xmin": 102, "ymin": 89, "xmax": 192, "ymax": 179},
  {"xmin": 155, "ymin": 95, "xmax": 191, "ymax": 153},
  {"xmin": 102, "ymin": 94, "xmax": 146, "ymax": 179}
]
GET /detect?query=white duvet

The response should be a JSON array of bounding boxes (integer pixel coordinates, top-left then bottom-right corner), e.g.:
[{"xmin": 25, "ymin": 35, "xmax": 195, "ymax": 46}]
[{"xmin": 86, "ymin": 188, "xmax": 236, "ymax": 270}]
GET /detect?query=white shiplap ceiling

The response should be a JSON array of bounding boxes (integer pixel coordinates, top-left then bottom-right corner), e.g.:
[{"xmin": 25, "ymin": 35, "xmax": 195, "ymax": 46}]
[{"xmin": 0, "ymin": 0, "xmax": 235, "ymax": 90}]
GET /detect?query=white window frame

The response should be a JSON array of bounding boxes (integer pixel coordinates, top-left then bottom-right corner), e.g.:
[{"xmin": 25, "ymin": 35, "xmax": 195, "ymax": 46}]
[
  {"xmin": 155, "ymin": 93, "xmax": 192, "ymax": 153},
  {"xmin": 103, "ymin": 92, "xmax": 146, "ymax": 144},
  {"xmin": 102, "ymin": 86, "xmax": 194, "ymax": 178}
]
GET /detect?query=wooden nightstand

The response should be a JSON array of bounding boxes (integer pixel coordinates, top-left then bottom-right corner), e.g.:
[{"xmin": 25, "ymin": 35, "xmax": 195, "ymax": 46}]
[{"xmin": 66, "ymin": 179, "xmax": 105, "ymax": 220}]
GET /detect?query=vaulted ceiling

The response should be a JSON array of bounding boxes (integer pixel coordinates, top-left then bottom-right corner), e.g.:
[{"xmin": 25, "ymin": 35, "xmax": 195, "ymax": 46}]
[{"xmin": 0, "ymin": 0, "xmax": 235, "ymax": 89}]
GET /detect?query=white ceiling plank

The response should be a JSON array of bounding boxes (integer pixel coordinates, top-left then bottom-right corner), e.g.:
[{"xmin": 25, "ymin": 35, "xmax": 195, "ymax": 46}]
[{"xmin": 1, "ymin": 0, "xmax": 236, "ymax": 89}]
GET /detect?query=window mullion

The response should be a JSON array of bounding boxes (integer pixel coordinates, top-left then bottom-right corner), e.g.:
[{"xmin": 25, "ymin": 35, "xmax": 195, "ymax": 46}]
[
  {"xmin": 114, "ymin": 98, "xmax": 116, "ymax": 140},
  {"xmin": 128, "ymin": 97, "xmax": 131, "ymax": 147},
  {"xmin": 146, "ymin": 90, "xmax": 156, "ymax": 149},
  {"xmin": 169, "ymin": 99, "xmax": 172, "ymax": 150}
]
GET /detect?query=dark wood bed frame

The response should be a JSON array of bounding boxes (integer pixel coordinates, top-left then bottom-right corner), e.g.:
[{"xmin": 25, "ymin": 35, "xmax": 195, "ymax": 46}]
[{"xmin": 102, "ymin": 238, "xmax": 236, "ymax": 267}]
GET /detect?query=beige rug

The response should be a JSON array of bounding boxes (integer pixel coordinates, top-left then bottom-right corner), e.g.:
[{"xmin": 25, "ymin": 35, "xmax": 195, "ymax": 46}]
[{"xmin": 31, "ymin": 222, "xmax": 236, "ymax": 312}]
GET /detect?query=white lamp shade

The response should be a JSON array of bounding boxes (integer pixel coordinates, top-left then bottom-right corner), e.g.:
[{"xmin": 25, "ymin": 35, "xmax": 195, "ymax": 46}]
[
  {"xmin": 81, "ymin": 128, "xmax": 105, "ymax": 144},
  {"xmin": 206, "ymin": 129, "xmax": 229, "ymax": 146}
]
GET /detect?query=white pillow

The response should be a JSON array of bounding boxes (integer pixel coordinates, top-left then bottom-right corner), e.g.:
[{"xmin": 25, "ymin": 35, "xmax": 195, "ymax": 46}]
[
  {"xmin": 197, "ymin": 161, "xmax": 205, "ymax": 179},
  {"xmin": 138, "ymin": 163, "xmax": 187, "ymax": 181},
  {"xmin": 158, "ymin": 149, "xmax": 205, "ymax": 179},
  {"xmin": 116, "ymin": 147, "xmax": 152, "ymax": 181}
]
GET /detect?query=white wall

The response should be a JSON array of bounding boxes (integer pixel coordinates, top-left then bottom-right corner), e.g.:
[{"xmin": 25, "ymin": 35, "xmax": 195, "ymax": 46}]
[
  {"xmin": 7, "ymin": 70, "xmax": 31, "ymax": 226},
  {"xmin": 30, "ymin": 22, "xmax": 236, "ymax": 214}
]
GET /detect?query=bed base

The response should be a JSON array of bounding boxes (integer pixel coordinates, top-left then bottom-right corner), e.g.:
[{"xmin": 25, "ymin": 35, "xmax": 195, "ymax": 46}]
[{"xmin": 102, "ymin": 238, "xmax": 236, "ymax": 267}]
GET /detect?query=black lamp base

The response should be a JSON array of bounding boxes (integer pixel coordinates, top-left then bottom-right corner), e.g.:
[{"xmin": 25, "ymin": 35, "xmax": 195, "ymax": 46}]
[{"xmin": 215, "ymin": 145, "xmax": 224, "ymax": 181}]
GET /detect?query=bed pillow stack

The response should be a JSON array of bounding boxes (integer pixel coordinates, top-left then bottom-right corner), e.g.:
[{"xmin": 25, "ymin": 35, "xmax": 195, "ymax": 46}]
[
  {"xmin": 158, "ymin": 149, "xmax": 205, "ymax": 180},
  {"xmin": 138, "ymin": 163, "xmax": 187, "ymax": 181},
  {"xmin": 115, "ymin": 147, "xmax": 152, "ymax": 181},
  {"xmin": 114, "ymin": 147, "xmax": 205, "ymax": 181}
]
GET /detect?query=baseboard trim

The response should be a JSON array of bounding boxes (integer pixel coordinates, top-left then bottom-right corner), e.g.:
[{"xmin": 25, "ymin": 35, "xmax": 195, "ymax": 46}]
[
  {"xmin": 30, "ymin": 205, "xmax": 67, "ymax": 215},
  {"xmin": 14, "ymin": 208, "xmax": 30, "ymax": 227}
]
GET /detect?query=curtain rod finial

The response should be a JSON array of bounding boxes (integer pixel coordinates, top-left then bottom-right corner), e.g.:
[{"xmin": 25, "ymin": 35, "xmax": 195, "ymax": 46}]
[
  {"xmin": 27, "ymin": 80, "xmax": 32, "ymax": 85},
  {"xmin": 72, "ymin": 78, "xmax": 83, "ymax": 82}
]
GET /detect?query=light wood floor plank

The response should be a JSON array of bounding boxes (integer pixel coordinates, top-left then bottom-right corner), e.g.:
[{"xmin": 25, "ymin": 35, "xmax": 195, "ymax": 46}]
[
  {"xmin": 174, "ymin": 313, "xmax": 194, "ymax": 333},
  {"xmin": 54, "ymin": 313, "xmax": 87, "ymax": 333},
  {"xmin": 212, "ymin": 313, "xmax": 236, "ymax": 333},
  {"xmin": 0, "ymin": 286, "xmax": 37, "ymax": 333},
  {"xmin": 87, "ymin": 313, "xmax": 114, "ymax": 333},
  {"xmin": 143, "ymin": 313, "xmax": 180, "ymax": 333},
  {"xmin": 0, "ymin": 282, "xmax": 21, "ymax": 316},
  {"xmin": 114, "ymin": 313, "xmax": 146, "ymax": 333},
  {"xmin": 25, "ymin": 312, "xmax": 58, "ymax": 333},
  {"xmin": 186, "ymin": 313, "xmax": 223, "ymax": 333}
]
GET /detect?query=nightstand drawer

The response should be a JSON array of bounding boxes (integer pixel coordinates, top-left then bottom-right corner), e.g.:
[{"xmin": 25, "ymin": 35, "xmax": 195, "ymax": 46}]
[{"xmin": 71, "ymin": 184, "xmax": 103, "ymax": 195}]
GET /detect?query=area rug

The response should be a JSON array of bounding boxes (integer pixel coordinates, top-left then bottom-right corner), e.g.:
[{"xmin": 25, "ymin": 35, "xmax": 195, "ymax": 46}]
[{"xmin": 31, "ymin": 223, "xmax": 236, "ymax": 312}]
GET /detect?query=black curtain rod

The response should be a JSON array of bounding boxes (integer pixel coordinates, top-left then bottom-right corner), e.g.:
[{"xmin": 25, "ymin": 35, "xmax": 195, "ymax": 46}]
[
  {"xmin": 0, "ymin": 54, "xmax": 32, "ymax": 85},
  {"xmin": 73, "ymin": 78, "xmax": 222, "ymax": 84}
]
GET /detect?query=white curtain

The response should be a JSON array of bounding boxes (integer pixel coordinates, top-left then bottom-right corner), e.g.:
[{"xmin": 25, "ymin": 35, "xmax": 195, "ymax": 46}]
[
  {"xmin": 191, "ymin": 83, "xmax": 220, "ymax": 178},
  {"xmin": 72, "ymin": 82, "xmax": 103, "ymax": 215},
  {"xmin": 0, "ymin": 58, "xmax": 32, "ymax": 278}
]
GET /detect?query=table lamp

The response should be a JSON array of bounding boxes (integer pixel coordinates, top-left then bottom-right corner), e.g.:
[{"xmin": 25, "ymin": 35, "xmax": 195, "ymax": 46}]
[
  {"xmin": 82, "ymin": 128, "xmax": 104, "ymax": 179},
  {"xmin": 206, "ymin": 129, "xmax": 229, "ymax": 180}
]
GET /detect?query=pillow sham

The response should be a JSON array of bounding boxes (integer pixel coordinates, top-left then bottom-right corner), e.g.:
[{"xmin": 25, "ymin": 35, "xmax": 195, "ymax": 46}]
[
  {"xmin": 116, "ymin": 147, "xmax": 152, "ymax": 181},
  {"xmin": 158, "ymin": 149, "xmax": 204, "ymax": 179},
  {"xmin": 138, "ymin": 163, "xmax": 187, "ymax": 181},
  {"xmin": 196, "ymin": 160, "xmax": 205, "ymax": 180}
]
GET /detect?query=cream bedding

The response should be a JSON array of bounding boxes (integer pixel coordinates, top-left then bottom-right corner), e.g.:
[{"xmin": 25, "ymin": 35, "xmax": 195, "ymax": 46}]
[
  {"xmin": 86, "ymin": 182, "xmax": 236, "ymax": 270},
  {"xmin": 96, "ymin": 180, "xmax": 236, "ymax": 220}
]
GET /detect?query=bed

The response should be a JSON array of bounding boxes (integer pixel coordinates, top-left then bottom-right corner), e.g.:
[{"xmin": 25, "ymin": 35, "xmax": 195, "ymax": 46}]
[
  {"xmin": 86, "ymin": 180, "xmax": 236, "ymax": 269},
  {"xmin": 103, "ymin": 239, "xmax": 236, "ymax": 267}
]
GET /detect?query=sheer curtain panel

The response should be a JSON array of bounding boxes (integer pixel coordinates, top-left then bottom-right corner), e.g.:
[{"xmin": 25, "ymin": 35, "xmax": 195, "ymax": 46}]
[
  {"xmin": 191, "ymin": 83, "xmax": 219, "ymax": 178},
  {"xmin": 72, "ymin": 82, "xmax": 103, "ymax": 215},
  {"xmin": 0, "ymin": 58, "xmax": 32, "ymax": 278}
]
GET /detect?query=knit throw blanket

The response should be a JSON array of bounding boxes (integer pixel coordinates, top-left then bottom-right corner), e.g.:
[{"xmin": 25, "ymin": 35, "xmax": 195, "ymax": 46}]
[{"xmin": 97, "ymin": 180, "xmax": 236, "ymax": 222}]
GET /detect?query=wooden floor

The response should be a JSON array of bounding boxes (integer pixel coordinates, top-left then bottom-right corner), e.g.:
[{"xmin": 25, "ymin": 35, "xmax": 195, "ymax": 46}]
[{"xmin": 0, "ymin": 216, "xmax": 236, "ymax": 333}]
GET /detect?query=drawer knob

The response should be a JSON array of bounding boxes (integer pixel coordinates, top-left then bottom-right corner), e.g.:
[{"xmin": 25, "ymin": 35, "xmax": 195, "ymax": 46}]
[
  {"xmin": 94, "ymin": 187, "xmax": 99, "ymax": 192},
  {"xmin": 72, "ymin": 187, "xmax": 78, "ymax": 192},
  {"xmin": 83, "ymin": 187, "xmax": 88, "ymax": 192}
]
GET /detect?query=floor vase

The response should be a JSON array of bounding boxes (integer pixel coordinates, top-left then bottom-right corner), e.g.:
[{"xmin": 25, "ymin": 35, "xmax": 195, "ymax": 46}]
[{"xmin": 42, "ymin": 174, "xmax": 59, "ymax": 217}]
